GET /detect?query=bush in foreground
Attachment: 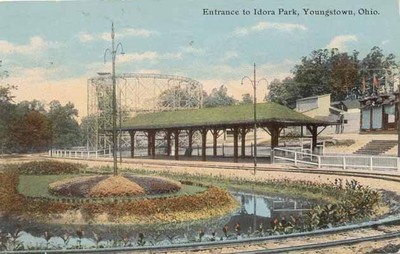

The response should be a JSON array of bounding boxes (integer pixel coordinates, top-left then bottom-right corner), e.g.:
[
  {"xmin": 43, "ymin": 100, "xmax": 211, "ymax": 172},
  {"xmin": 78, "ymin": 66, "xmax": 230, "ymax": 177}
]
[{"xmin": 16, "ymin": 160, "xmax": 83, "ymax": 175}]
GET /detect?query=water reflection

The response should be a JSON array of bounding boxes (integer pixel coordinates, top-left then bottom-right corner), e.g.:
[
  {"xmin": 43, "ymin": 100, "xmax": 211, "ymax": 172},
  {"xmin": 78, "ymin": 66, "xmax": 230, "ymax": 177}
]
[
  {"xmin": 226, "ymin": 192, "xmax": 313, "ymax": 235},
  {"xmin": 0, "ymin": 192, "xmax": 314, "ymax": 248}
]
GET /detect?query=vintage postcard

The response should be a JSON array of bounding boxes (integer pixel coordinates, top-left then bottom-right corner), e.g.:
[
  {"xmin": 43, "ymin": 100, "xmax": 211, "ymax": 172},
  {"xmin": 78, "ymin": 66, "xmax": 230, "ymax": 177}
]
[{"xmin": 0, "ymin": 0, "xmax": 399, "ymax": 253}]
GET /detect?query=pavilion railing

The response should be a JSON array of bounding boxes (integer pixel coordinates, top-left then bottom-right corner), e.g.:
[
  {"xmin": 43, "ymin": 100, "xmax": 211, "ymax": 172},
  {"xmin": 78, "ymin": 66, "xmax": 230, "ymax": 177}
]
[
  {"xmin": 128, "ymin": 144, "xmax": 273, "ymax": 158},
  {"xmin": 272, "ymin": 148, "xmax": 400, "ymax": 171},
  {"xmin": 48, "ymin": 144, "xmax": 273, "ymax": 159}
]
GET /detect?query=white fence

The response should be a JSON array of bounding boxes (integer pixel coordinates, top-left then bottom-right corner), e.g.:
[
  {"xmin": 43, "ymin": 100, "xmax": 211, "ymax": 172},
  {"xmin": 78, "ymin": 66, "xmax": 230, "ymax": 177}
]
[
  {"xmin": 49, "ymin": 148, "xmax": 111, "ymax": 159},
  {"xmin": 48, "ymin": 144, "xmax": 273, "ymax": 159},
  {"xmin": 272, "ymin": 148, "xmax": 400, "ymax": 171}
]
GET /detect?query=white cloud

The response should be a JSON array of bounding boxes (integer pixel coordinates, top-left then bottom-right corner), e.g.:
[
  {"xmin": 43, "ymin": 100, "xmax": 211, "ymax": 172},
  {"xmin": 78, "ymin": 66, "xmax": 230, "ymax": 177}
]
[
  {"xmin": 326, "ymin": 35, "xmax": 358, "ymax": 51},
  {"xmin": 136, "ymin": 69, "xmax": 161, "ymax": 74},
  {"xmin": 233, "ymin": 22, "xmax": 307, "ymax": 37},
  {"xmin": 78, "ymin": 27, "xmax": 157, "ymax": 42},
  {"xmin": 222, "ymin": 51, "xmax": 239, "ymax": 61},
  {"xmin": 78, "ymin": 33, "xmax": 96, "ymax": 43},
  {"xmin": 119, "ymin": 51, "xmax": 159, "ymax": 62},
  {"xmin": 122, "ymin": 28, "xmax": 156, "ymax": 38},
  {"xmin": 116, "ymin": 51, "xmax": 182, "ymax": 64},
  {"xmin": 181, "ymin": 46, "xmax": 205, "ymax": 55},
  {"xmin": 85, "ymin": 50, "xmax": 183, "ymax": 74},
  {"xmin": 381, "ymin": 40, "xmax": 389, "ymax": 46},
  {"xmin": 0, "ymin": 36, "xmax": 55, "ymax": 55}
]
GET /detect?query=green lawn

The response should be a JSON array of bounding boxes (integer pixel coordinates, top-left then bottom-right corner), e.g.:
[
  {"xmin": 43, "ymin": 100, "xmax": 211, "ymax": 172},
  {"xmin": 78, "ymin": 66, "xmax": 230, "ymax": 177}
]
[{"xmin": 18, "ymin": 174, "xmax": 77, "ymax": 198}]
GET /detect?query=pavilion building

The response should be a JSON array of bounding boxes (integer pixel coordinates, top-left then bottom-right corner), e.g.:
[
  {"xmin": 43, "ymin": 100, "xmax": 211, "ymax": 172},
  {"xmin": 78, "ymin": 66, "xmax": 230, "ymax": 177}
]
[{"xmin": 119, "ymin": 102, "xmax": 330, "ymax": 162}]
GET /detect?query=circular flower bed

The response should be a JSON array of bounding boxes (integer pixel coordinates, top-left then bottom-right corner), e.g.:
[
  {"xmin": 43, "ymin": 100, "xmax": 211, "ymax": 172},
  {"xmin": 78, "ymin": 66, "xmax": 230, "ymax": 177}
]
[
  {"xmin": 48, "ymin": 174, "xmax": 182, "ymax": 198},
  {"xmin": 0, "ymin": 170, "xmax": 238, "ymax": 225}
]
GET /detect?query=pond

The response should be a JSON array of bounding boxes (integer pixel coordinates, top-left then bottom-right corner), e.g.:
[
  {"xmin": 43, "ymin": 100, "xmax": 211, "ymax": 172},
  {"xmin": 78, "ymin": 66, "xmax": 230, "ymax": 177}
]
[{"xmin": 0, "ymin": 191, "xmax": 314, "ymax": 250}]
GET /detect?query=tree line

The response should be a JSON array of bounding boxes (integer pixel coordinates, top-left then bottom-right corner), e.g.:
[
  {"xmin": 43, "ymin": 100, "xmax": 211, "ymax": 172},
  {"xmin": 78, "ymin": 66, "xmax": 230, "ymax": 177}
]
[
  {"xmin": 158, "ymin": 84, "xmax": 253, "ymax": 109},
  {"xmin": 0, "ymin": 85, "xmax": 81, "ymax": 153},
  {"xmin": 2, "ymin": 46, "xmax": 396, "ymax": 153},
  {"xmin": 266, "ymin": 46, "xmax": 399, "ymax": 108}
]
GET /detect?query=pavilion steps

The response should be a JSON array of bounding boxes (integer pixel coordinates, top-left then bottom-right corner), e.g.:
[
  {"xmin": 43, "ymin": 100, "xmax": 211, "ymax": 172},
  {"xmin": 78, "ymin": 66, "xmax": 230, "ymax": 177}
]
[{"xmin": 354, "ymin": 140, "xmax": 398, "ymax": 155}]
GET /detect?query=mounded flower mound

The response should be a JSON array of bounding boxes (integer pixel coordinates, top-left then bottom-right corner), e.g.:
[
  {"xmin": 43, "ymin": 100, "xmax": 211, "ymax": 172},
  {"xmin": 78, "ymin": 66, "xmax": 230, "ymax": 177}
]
[
  {"xmin": 89, "ymin": 176, "xmax": 145, "ymax": 197},
  {"xmin": 48, "ymin": 174, "xmax": 182, "ymax": 198},
  {"xmin": 0, "ymin": 170, "xmax": 238, "ymax": 225}
]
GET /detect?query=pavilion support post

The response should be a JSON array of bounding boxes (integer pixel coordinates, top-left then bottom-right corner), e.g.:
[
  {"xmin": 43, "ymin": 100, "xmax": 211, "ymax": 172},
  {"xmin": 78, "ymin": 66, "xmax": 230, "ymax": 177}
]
[
  {"xmin": 166, "ymin": 130, "xmax": 171, "ymax": 156},
  {"xmin": 266, "ymin": 125, "xmax": 282, "ymax": 150},
  {"xmin": 233, "ymin": 127, "xmax": 239, "ymax": 163},
  {"xmin": 240, "ymin": 127, "xmax": 247, "ymax": 158},
  {"xmin": 200, "ymin": 128, "xmax": 208, "ymax": 161},
  {"xmin": 188, "ymin": 129, "xmax": 193, "ymax": 157},
  {"xmin": 151, "ymin": 131, "xmax": 156, "ymax": 159},
  {"xmin": 174, "ymin": 129, "xmax": 180, "ymax": 160},
  {"xmin": 129, "ymin": 131, "xmax": 136, "ymax": 158},
  {"xmin": 306, "ymin": 125, "xmax": 318, "ymax": 153},
  {"xmin": 210, "ymin": 129, "xmax": 221, "ymax": 157},
  {"xmin": 147, "ymin": 131, "xmax": 152, "ymax": 156}
]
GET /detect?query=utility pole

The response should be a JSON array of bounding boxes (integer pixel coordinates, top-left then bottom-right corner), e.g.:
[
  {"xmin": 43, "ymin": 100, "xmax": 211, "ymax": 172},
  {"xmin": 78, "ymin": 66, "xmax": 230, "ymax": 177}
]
[
  {"xmin": 104, "ymin": 23, "xmax": 124, "ymax": 176},
  {"xmin": 241, "ymin": 63, "xmax": 268, "ymax": 175},
  {"xmin": 397, "ymin": 74, "xmax": 400, "ymax": 158}
]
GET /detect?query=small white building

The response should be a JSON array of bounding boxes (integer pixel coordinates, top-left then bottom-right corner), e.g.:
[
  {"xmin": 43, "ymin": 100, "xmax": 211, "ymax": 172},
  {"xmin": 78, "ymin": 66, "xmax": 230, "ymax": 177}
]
[
  {"xmin": 296, "ymin": 94, "xmax": 331, "ymax": 118},
  {"xmin": 295, "ymin": 94, "xmax": 360, "ymax": 134}
]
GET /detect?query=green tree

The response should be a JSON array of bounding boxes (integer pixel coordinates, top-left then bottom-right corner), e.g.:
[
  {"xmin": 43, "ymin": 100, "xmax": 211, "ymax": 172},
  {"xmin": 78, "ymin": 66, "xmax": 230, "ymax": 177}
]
[
  {"xmin": 47, "ymin": 100, "xmax": 81, "ymax": 149},
  {"xmin": 267, "ymin": 46, "xmax": 398, "ymax": 106},
  {"xmin": 16, "ymin": 100, "xmax": 46, "ymax": 114},
  {"xmin": 0, "ymin": 84, "xmax": 17, "ymax": 153},
  {"xmin": 330, "ymin": 51, "xmax": 360, "ymax": 99},
  {"xmin": 203, "ymin": 85, "xmax": 238, "ymax": 108},
  {"xmin": 80, "ymin": 115, "xmax": 97, "ymax": 149},
  {"xmin": 158, "ymin": 86, "xmax": 202, "ymax": 109},
  {"xmin": 9, "ymin": 110, "xmax": 51, "ymax": 153},
  {"xmin": 292, "ymin": 48, "xmax": 360, "ymax": 101},
  {"xmin": 359, "ymin": 46, "xmax": 398, "ymax": 94},
  {"xmin": 266, "ymin": 77, "xmax": 301, "ymax": 108}
]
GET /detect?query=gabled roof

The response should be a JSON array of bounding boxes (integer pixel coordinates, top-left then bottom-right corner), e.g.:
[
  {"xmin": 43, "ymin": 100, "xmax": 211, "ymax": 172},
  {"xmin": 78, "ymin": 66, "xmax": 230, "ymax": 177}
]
[
  {"xmin": 121, "ymin": 102, "xmax": 330, "ymax": 131},
  {"xmin": 296, "ymin": 94, "xmax": 330, "ymax": 102},
  {"xmin": 331, "ymin": 99, "xmax": 360, "ymax": 111},
  {"xmin": 342, "ymin": 99, "xmax": 360, "ymax": 110}
]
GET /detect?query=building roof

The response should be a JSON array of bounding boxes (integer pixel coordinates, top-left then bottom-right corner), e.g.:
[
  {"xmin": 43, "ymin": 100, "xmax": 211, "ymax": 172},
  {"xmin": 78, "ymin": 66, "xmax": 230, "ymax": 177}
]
[
  {"xmin": 331, "ymin": 99, "xmax": 360, "ymax": 111},
  {"xmin": 329, "ymin": 106, "xmax": 344, "ymax": 114},
  {"xmin": 342, "ymin": 99, "xmax": 360, "ymax": 110},
  {"xmin": 296, "ymin": 94, "xmax": 330, "ymax": 102},
  {"xmin": 121, "ymin": 102, "xmax": 330, "ymax": 131}
]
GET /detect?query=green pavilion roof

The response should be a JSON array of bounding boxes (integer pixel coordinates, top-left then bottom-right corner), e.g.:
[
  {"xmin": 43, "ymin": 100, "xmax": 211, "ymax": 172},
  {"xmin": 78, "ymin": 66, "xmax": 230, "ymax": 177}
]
[{"xmin": 121, "ymin": 102, "xmax": 329, "ymax": 131}]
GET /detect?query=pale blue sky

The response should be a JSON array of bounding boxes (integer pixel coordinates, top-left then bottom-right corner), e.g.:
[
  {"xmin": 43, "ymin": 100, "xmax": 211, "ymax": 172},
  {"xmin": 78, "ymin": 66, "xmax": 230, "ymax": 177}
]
[{"xmin": 0, "ymin": 0, "xmax": 399, "ymax": 116}]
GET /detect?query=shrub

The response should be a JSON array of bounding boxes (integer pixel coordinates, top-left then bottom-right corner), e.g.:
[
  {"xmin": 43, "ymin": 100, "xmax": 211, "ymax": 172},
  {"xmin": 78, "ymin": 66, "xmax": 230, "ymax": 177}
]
[
  {"xmin": 16, "ymin": 161, "xmax": 83, "ymax": 175},
  {"xmin": 270, "ymin": 179, "xmax": 382, "ymax": 234}
]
